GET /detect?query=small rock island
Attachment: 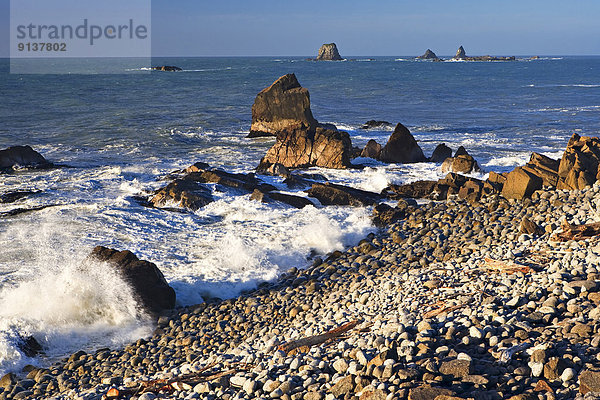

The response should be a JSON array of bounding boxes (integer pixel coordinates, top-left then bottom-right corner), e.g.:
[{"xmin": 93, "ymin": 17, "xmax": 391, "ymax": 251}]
[
  {"xmin": 315, "ymin": 43, "xmax": 344, "ymax": 61},
  {"xmin": 416, "ymin": 49, "xmax": 440, "ymax": 61}
]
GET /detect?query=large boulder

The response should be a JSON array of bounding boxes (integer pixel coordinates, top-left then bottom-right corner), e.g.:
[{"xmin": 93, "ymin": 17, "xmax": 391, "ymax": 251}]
[
  {"xmin": 441, "ymin": 147, "xmax": 480, "ymax": 174},
  {"xmin": 360, "ymin": 140, "xmax": 382, "ymax": 159},
  {"xmin": 257, "ymin": 127, "xmax": 353, "ymax": 170},
  {"xmin": 417, "ymin": 49, "xmax": 440, "ymax": 60},
  {"xmin": 525, "ymin": 152, "xmax": 559, "ymax": 187},
  {"xmin": 0, "ymin": 145, "xmax": 49, "ymax": 169},
  {"xmin": 306, "ymin": 182, "xmax": 380, "ymax": 206},
  {"xmin": 382, "ymin": 181, "xmax": 437, "ymax": 199},
  {"xmin": 316, "ymin": 43, "xmax": 343, "ymax": 61},
  {"xmin": 249, "ymin": 74, "xmax": 318, "ymax": 138},
  {"xmin": 150, "ymin": 178, "xmax": 213, "ymax": 211},
  {"xmin": 502, "ymin": 166, "xmax": 543, "ymax": 200},
  {"xmin": 430, "ymin": 143, "xmax": 452, "ymax": 163},
  {"xmin": 89, "ymin": 246, "xmax": 176, "ymax": 314},
  {"xmin": 379, "ymin": 123, "xmax": 427, "ymax": 164},
  {"xmin": 557, "ymin": 134, "xmax": 600, "ymax": 190}
]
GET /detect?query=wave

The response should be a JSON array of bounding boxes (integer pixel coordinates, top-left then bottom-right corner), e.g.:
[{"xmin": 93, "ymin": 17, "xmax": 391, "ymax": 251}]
[{"xmin": 526, "ymin": 83, "xmax": 600, "ymax": 88}]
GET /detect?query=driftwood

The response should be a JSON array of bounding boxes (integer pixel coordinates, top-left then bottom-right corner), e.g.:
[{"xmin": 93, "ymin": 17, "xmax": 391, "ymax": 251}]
[
  {"xmin": 105, "ymin": 362, "xmax": 249, "ymax": 398},
  {"xmin": 482, "ymin": 258, "xmax": 531, "ymax": 274},
  {"xmin": 278, "ymin": 320, "xmax": 359, "ymax": 355},
  {"xmin": 423, "ymin": 303, "xmax": 466, "ymax": 319},
  {"xmin": 553, "ymin": 220, "xmax": 600, "ymax": 241}
]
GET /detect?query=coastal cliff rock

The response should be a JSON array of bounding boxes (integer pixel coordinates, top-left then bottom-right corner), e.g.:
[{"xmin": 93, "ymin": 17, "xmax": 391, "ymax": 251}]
[
  {"xmin": 557, "ymin": 134, "xmax": 600, "ymax": 190},
  {"xmin": 525, "ymin": 152, "xmax": 559, "ymax": 187},
  {"xmin": 316, "ymin": 43, "xmax": 343, "ymax": 61},
  {"xmin": 249, "ymin": 74, "xmax": 318, "ymax": 138},
  {"xmin": 417, "ymin": 49, "xmax": 440, "ymax": 60},
  {"xmin": 257, "ymin": 127, "xmax": 353, "ymax": 170},
  {"xmin": 0, "ymin": 145, "xmax": 50, "ymax": 169},
  {"xmin": 379, "ymin": 123, "xmax": 426, "ymax": 164},
  {"xmin": 89, "ymin": 246, "xmax": 176, "ymax": 313}
]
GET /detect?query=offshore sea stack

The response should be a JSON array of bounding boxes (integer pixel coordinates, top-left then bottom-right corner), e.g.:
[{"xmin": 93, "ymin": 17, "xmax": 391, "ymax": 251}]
[
  {"xmin": 88, "ymin": 246, "xmax": 176, "ymax": 314},
  {"xmin": 416, "ymin": 49, "xmax": 440, "ymax": 61},
  {"xmin": 249, "ymin": 74, "xmax": 318, "ymax": 138},
  {"xmin": 316, "ymin": 43, "xmax": 343, "ymax": 61}
]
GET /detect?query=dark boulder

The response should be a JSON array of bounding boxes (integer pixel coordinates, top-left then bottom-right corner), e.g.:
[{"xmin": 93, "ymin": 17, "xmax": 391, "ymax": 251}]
[
  {"xmin": 89, "ymin": 246, "xmax": 176, "ymax": 314},
  {"xmin": 306, "ymin": 182, "xmax": 380, "ymax": 206},
  {"xmin": 379, "ymin": 123, "xmax": 426, "ymax": 164},
  {"xmin": 316, "ymin": 43, "xmax": 343, "ymax": 61},
  {"xmin": 257, "ymin": 127, "xmax": 353, "ymax": 170},
  {"xmin": 441, "ymin": 154, "xmax": 480, "ymax": 174},
  {"xmin": 250, "ymin": 189, "xmax": 315, "ymax": 209},
  {"xmin": 152, "ymin": 66, "xmax": 182, "ymax": 71},
  {"xmin": 17, "ymin": 335, "xmax": 43, "ymax": 358},
  {"xmin": 360, "ymin": 120, "xmax": 392, "ymax": 130},
  {"xmin": 383, "ymin": 181, "xmax": 437, "ymax": 199},
  {"xmin": 249, "ymin": 74, "xmax": 318, "ymax": 138},
  {"xmin": 150, "ymin": 178, "xmax": 213, "ymax": 211},
  {"xmin": 360, "ymin": 140, "xmax": 382, "ymax": 159},
  {"xmin": 0, "ymin": 191, "xmax": 37, "ymax": 204},
  {"xmin": 0, "ymin": 145, "xmax": 50, "ymax": 170},
  {"xmin": 429, "ymin": 143, "xmax": 453, "ymax": 163},
  {"xmin": 372, "ymin": 203, "xmax": 406, "ymax": 227}
]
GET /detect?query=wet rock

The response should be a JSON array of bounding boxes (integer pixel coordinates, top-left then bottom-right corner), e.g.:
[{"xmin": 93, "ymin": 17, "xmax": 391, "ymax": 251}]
[
  {"xmin": 0, "ymin": 191, "xmax": 37, "ymax": 203},
  {"xmin": 306, "ymin": 182, "xmax": 380, "ymax": 206},
  {"xmin": 257, "ymin": 162, "xmax": 290, "ymax": 178},
  {"xmin": 372, "ymin": 203, "xmax": 406, "ymax": 226},
  {"xmin": 258, "ymin": 127, "xmax": 353, "ymax": 169},
  {"xmin": 249, "ymin": 74, "xmax": 318, "ymax": 137},
  {"xmin": 379, "ymin": 123, "xmax": 427, "ymax": 164},
  {"xmin": 501, "ymin": 166, "xmax": 543, "ymax": 200},
  {"xmin": 250, "ymin": 189, "xmax": 315, "ymax": 209},
  {"xmin": 89, "ymin": 246, "xmax": 176, "ymax": 313},
  {"xmin": 383, "ymin": 181, "xmax": 437, "ymax": 199},
  {"xmin": 360, "ymin": 120, "xmax": 392, "ymax": 130},
  {"xmin": 150, "ymin": 178, "xmax": 213, "ymax": 211},
  {"xmin": 430, "ymin": 143, "xmax": 452, "ymax": 163},
  {"xmin": 0, "ymin": 145, "xmax": 50, "ymax": 169},
  {"xmin": 441, "ymin": 154, "xmax": 480, "ymax": 174},
  {"xmin": 17, "ymin": 335, "xmax": 43, "ymax": 358},
  {"xmin": 360, "ymin": 140, "xmax": 382, "ymax": 159},
  {"xmin": 316, "ymin": 43, "xmax": 343, "ymax": 61}
]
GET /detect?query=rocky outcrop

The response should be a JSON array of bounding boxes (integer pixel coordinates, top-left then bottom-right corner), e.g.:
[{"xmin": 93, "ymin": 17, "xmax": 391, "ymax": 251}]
[
  {"xmin": 306, "ymin": 182, "xmax": 380, "ymax": 206},
  {"xmin": 89, "ymin": 246, "xmax": 176, "ymax": 314},
  {"xmin": 557, "ymin": 134, "xmax": 600, "ymax": 190},
  {"xmin": 250, "ymin": 189, "xmax": 315, "ymax": 209},
  {"xmin": 360, "ymin": 140, "xmax": 382, "ymax": 159},
  {"xmin": 0, "ymin": 145, "xmax": 50, "ymax": 169},
  {"xmin": 382, "ymin": 181, "xmax": 437, "ymax": 199},
  {"xmin": 152, "ymin": 66, "xmax": 182, "ymax": 71},
  {"xmin": 249, "ymin": 74, "xmax": 318, "ymax": 138},
  {"xmin": 454, "ymin": 46, "xmax": 466, "ymax": 59},
  {"xmin": 257, "ymin": 127, "xmax": 353, "ymax": 170},
  {"xmin": 440, "ymin": 147, "xmax": 480, "ymax": 174},
  {"xmin": 316, "ymin": 43, "xmax": 343, "ymax": 61},
  {"xmin": 525, "ymin": 152, "xmax": 559, "ymax": 187},
  {"xmin": 430, "ymin": 143, "xmax": 452, "ymax": 163},
  {"xmin": 360, "ymin": 120, "xmax": 392, "ymax": 129},
  {"xmin": 452, "ymin": 46, "xmax": 515, "ymax": 61},
  {"xmin": 501, "ymin": 167, "xmax": 543, "ymax": 200},
  {"xmin": 150, "ymin": 178, "xmax": 214, "ymax": 211},
  {"xmin": 417, "ymin": 49, "xmax": 440, "ymax": 60},
  {"xmin": 379, "ymin": 123, "xmax": 427, "ymax": 164}
]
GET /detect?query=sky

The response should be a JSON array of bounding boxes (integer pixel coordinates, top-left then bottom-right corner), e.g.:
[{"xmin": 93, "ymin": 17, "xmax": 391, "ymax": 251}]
[{"xmin": 1, "ymin": 0, "xmax": 599, "ymax": 57}]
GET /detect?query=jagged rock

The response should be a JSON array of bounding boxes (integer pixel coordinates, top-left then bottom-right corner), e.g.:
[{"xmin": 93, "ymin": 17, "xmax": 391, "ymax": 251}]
[
  {"xmin": 436, "ymin": 173, "xmax": 483, "ymax": 200},
  {"xmin": 360, "ymin": 120, "xmax": 392, "ymax": 129},
  {"xmin": 441, "ymin": 154, "xmax": 480, "ymax": 174},
  {"xmin": 256, "ymin": 162, "xmax": 290, "ymax": 178},
  {"xmin": 454, "ymin": 146, "xmax": 468, "ymax": 157},
  {"xmin": 502, "ymin": 166, "xmax": 543, "ymax": 200},
  {"xmin": 417, "ymin": 49, "xmax": 439, "ymax": 60},
  {"xmin": 89, "ymin": 246, "xmax": 176, "ymax": 313},
  {"xmin": 360, "ymin": 140, "xmax": 382, "ymax": 159},
  {"xmin": 488, "ymin": 171, "xmax": 507, "ymax": 185},
  {"xmin": 383, "ymin": 181, "xmax": 437, "ymax": 199},
  {"xmin": 151, "ymin": 66, "xmax": 182, "ymax": 71},
  {"xmin": 430, "ymin": 144, "xmax": 453, "ymax": 163},
  {"xmin": 454, "ymin": 46, "xmax": 466, "ymax": 59},
  {"xmin": 192, "ymin": 169, "xmax": 275, "ymax": 193},
  {"xmin": 17, "ymin": 335, "xmax": 43, "ymax": 358},
  {"xmin": 306, "ymin": 182, "xmax": 380, "ymax": 206},
  {"xmin": 525, "ymin": 153, "xmax": 559, "ymax": 187},
  {"xmin": 258, "ymin": 127, "xmax": 353, "ymax": 170},
  {"xmin": 249, "ymin": 74, "xmax": 318, "ymax": 138},
  {"xmin": 372, "ymin": 203, "xmax": 406, "ymax": 227},
  {"xmin": 316, "ymin": 43, "xmax": 343, "ymax": 61},
  {"xmin": 379, "ymin": 123, "xmax": 426, "ymax": 164},
  {"xmin": 557, "ymin": 133, "xmax": 600, "ymax": 190},
  {"xmin": 0, "ymin": 145, "xmax": 50, "ymax": 169},
  {"xmin": 150, "ymin": 178, "xmax": 213, "ymax": 211},
  {"xmin": 250, "ymin": 189, "xmax": 314, "ymax": 209},
  {"xmin": 457, "ymin": 179, "xmax": 484, "ymax": 203}
]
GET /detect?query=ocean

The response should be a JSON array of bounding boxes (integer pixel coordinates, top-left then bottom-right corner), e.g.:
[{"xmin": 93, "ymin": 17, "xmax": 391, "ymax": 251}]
[{"xmin": 0, "ymin": 56, "xmax": 599, "ymax": 374}]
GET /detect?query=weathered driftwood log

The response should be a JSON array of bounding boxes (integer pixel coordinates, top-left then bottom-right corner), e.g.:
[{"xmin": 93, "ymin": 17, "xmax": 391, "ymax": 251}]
[
  {"xmin": 278, "ymin": 320, "xmax": 359, "ymax": 355},
  {"xmin": 553, "ymin": 220, "xmax": 600, "ymax": 241}
]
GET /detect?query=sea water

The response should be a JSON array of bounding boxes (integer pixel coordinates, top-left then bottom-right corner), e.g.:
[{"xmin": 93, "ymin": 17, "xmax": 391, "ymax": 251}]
[{"xmin": 0, "ymin": 56, "xmax": 599, "ymax": 373}]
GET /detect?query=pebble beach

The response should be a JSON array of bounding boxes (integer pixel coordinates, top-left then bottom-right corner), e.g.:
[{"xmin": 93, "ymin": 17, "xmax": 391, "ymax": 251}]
[{"xmin": 4, "ymin": 182, "xmax": 600, "ymax": 400}]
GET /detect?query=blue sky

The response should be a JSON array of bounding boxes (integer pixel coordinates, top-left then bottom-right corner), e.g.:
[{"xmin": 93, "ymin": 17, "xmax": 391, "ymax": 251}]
[{"xmin": 2, "ymin": 0, "xmax": 599, "ymax": 57}]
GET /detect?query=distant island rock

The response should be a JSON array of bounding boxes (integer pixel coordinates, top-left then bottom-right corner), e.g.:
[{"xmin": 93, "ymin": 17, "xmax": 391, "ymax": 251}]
[
  {"xmin": 152, "ymin": 66, "xmax": 182, "ymax": 71},
  {"xmin": 316, "ymin": 43, "xmax": 343, "ymax": 61},
  {"xmin": 417, "ymin": 49, "xmax": 440, "ymax": 61},
  {"xmin": 452, "ymin": 45, "xmax": 515, "ymax": 62},
  {"xmin": 360, "ymin": 120, "xmax": 392, "ymax": 129}
]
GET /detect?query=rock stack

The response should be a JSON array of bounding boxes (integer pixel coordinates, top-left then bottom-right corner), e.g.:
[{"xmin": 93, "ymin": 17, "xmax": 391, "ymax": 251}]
[{"xmin": 316, "ymin": 43, "xmax": 343, "ymax": 61}]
